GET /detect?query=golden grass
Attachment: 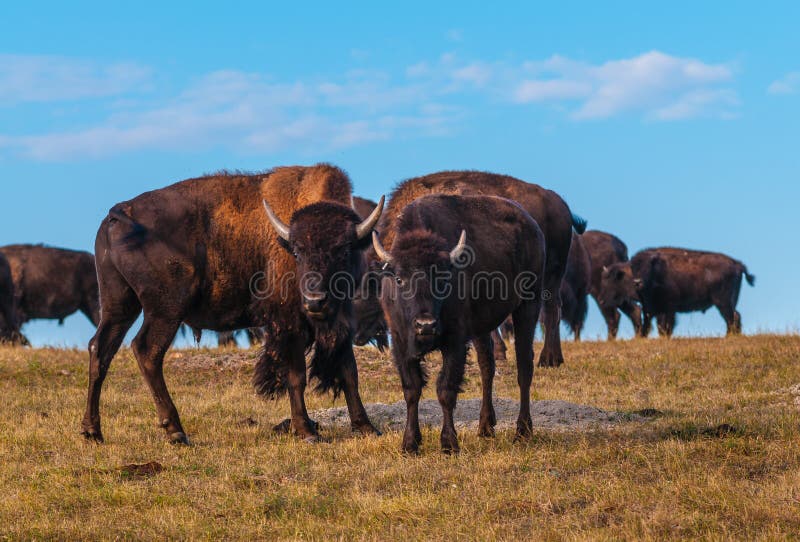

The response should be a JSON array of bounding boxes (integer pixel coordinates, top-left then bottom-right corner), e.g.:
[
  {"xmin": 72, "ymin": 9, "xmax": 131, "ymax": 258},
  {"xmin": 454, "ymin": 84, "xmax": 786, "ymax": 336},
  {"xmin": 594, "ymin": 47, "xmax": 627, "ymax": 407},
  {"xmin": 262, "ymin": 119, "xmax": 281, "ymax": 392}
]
[{"xmin": 1, "ymin": 335, "xmax": 799, "ymax": 540}]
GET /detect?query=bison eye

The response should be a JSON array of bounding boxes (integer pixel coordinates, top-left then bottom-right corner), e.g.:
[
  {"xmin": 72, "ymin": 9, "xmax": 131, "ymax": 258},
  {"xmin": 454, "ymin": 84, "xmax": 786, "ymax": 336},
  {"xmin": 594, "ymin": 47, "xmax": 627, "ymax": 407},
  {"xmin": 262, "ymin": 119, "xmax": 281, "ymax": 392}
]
[{"xmin": 395, "ymin": 276, "xmax": 404, "ymax": 287}]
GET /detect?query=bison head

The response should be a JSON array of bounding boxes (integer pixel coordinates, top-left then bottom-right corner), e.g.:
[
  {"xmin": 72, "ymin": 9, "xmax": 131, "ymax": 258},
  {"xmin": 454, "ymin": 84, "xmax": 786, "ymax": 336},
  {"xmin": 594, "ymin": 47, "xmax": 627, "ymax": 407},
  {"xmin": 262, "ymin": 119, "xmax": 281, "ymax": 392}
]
[
  {"xmin": 372, "ymin": 228, "xmax": 467, "ymax": 357},
  {"xmin": 598, "ymin": 262, "xmax": 641, "ymax": 308},
  {"xmin": 263, "ymin": 196, "xmax": 384, "ymax": 323}
]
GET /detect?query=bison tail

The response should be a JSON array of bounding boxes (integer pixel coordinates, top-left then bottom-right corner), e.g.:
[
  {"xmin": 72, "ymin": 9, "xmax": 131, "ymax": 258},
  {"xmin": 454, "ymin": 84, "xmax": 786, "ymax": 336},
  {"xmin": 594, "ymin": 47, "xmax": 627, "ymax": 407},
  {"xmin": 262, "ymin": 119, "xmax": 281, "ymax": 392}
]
[
  {"xmin": 744, "ymin": 269, "xmax": 756, "ymax": 287},
  {"xmin": 252, "ymin": 345, "xmax": 288, "ymax": 399},
  {"xmin": 571, "ymin": 212, "xmax": 587, "ymax": 234}
]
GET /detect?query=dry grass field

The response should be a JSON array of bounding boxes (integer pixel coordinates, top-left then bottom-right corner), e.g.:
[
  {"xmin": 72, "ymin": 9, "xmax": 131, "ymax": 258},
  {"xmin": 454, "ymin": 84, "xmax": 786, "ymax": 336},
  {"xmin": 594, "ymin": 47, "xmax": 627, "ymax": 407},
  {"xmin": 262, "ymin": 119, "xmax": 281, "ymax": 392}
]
[{"xmin": 1, "ymin": 334, "xmax": 799, "ymax": 540}]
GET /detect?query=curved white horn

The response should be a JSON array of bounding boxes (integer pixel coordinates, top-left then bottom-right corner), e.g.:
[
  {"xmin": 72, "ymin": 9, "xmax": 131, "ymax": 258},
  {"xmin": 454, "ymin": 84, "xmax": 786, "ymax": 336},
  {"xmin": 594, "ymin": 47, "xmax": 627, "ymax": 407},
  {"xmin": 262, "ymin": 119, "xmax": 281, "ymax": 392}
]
[
  {"xmin": 356, "ymin": 195, "xmax": 385, "ymax": 240},
  {"xmin": 449, "ymin": 230, "xmax": 467, "ymax": 264},
  {"xmin": 372, "ymin": 231, "xmax": 393, "ymax": 264},
  {"xmin": 262, "ymin": 199, "xmax": 290, "ymax": 242}
]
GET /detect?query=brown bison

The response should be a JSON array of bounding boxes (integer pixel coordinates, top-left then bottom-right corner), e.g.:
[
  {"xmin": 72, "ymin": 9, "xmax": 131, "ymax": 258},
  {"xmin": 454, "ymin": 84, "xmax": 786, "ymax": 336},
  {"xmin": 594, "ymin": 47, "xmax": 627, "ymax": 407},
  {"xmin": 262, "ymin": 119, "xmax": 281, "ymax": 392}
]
[
  {"xmin": 372, "ymin": 194, "xmax": 545, "ymax": 453},
  {"xmin": 0, "ymin": 244, "xmax": 100, "ymax": 339},
  {"xmin": 81, "ymin": 164, "xmax": 384, "ymax": 444},
  {"xmin": 599, "ymin": 247, "xmax": 755, "ymax": 337},
  {"xmin": 0, "ymin": 252, "xmax": 24, "ymax": 343},
  {"xmin": 582, "ymin": 230, "xmax": 642, "ymax": 339},
  {"xmin": 355, "ymin": 170, "xmax": 583, "ymax": 367}
]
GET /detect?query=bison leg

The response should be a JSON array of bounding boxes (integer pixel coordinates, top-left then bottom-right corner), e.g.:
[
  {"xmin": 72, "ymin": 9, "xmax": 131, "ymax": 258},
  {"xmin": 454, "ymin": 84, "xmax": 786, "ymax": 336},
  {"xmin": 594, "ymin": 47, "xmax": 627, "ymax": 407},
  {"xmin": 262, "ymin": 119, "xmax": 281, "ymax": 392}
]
[
  {"xmin": 131, "ymin": 314, "xmax": 187, "ymax": 444},
  {"xmin": 718, "ymin": 303, "xmax": 742, "ymax": 336},
  {"xmin": 338, "ymin": 346, "xmax": 380, "ymax": 436},
  {"xmin": 641, "ymin": 310, "xmax": 654, "ymax": 338},
  {"xmin": 284, "ymin": 340, "xmax": 319, "ymax": 442},
  {"xmin": 732, "ymin": 311, "xmax": 742, "ymax": 334},
  {"xmin": 512, "ymin": 301, "xmax": 538, "ymax": 440},
  {"xmin": 538, "ymin": 277, "xmax": 564, "ymax": 367},
  {"xmin": 619, "ymin": 301, "xmax": 643, "ymax": 338},
  {"xmin": 81, "ymin": 285, "xmax": 141, "ymax": 443},
  {"xmin": 490, "ymin": 328, "xmax": 507, "ymax": 361},
  {"xmin": 473, "ymin": 334, "xmax": 497, "ymax": 438},
  {"xmin": 656, "ymin": 313, "xmax": 676, "ymax": 338},
  {"xmin": 397, "ymin": 353, "xmax": 425, "ymax": 454},
  {"xmin": 437, "ymin": 341, "xmax": 467, "ymax": 454}
]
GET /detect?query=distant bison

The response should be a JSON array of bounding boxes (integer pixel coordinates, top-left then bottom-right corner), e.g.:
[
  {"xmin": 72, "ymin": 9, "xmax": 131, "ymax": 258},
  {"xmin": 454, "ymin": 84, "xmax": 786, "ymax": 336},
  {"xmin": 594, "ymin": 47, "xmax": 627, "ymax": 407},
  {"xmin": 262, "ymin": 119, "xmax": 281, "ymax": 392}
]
[
  {"xmin": 0, "ymin": 245, "xmax": 100, "ymax": 337},
  {"xmin": 0, "ymin": 252, "xmax": 25, "ymax": 343},
  {"xmin": 599, "ymin": 247, "xmax": 755, "ymax": 337},
  {"xmin": 355, "ymin": 170, "xmax": 584, "ymax": 367},
  {"xmin": 582, "ymin": 230, "xmax": 642, "ymax": 339},
  {"xmin": 372, "ymin": 195, "xmax": 545, "ymax": 453},
  {"xmin": 82, "ymin": 164, "xmax": 384, "ymax": 444}
]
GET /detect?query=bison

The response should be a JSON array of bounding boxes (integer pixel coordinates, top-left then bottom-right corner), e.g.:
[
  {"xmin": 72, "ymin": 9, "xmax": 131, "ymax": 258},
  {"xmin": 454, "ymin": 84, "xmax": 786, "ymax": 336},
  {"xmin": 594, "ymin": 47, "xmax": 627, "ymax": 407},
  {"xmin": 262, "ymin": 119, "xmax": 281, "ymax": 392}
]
[
  {"xmin": 355, "ymin": 170, "xmax": 583, "ymax": 367},
  {"xmin": 0, "ymin": 252, "xmax": 24, "ymax": 343},
  {"xmin": 0, "ymin": 244, "xmax": 100, "ymax": 340},
  {"xmin": 599, "ymin": 247, "xmax": 755, "ymax": 337},
  {"xmin": 372, "ymin": 194, "xmax": 545, "ymax": 453},
  {"xmin": 81, "ymin": 164, "xmax": 384, "ymax": 444},
  {"xmin": 582, "ymin": 230, "xmax": 642, "ymax": 339}
]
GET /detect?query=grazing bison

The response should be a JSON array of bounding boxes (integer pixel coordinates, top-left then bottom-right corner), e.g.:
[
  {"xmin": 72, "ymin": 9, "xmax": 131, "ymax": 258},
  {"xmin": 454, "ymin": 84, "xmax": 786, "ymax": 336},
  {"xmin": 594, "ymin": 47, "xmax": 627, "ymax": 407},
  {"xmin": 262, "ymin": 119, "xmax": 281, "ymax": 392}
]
[
  {"xmin": 0, "ymin": 245, "xmax": 100, "ymax": 336},
  {"xmin": 351, "ymin": 196, "xmax": 389, "ymax": 350},
  {"xmin": 0, "ymin": 252, "xmax": 25, "ymax": 343},
  {"xmin": 599, "ymin": 247, "xmax": 755, "ymax": 337},
  {"xmin": 372, "ymin": 195, "xmax": 545, "ymax": 453},
  {"xmin": 81, "ymin": 164, "xmax": 384, "ymax": 444},
  {"xmin": 355, "ymin": 170, "xmax": 583, "ymax": 367},
  {"xmin": 582, "ymin": 230, "xmax": 642, "ymax": 339}
]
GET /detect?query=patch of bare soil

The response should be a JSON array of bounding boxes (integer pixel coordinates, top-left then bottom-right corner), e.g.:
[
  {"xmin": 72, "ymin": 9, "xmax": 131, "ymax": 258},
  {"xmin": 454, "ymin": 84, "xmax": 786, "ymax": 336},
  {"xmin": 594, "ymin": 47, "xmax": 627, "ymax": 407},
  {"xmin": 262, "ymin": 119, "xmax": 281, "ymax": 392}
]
[{"xmin": 311, "ymin": 398, "xmax": 642, "ymax": 433}]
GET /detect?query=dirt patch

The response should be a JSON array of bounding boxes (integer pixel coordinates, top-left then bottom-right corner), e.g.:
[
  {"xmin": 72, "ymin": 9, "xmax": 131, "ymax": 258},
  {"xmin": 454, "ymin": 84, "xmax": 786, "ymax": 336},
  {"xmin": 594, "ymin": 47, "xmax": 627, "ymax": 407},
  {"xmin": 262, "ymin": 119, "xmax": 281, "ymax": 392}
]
[{"xmin": 311, "ymin": 398, "xmax": 641, "ymax": 432}]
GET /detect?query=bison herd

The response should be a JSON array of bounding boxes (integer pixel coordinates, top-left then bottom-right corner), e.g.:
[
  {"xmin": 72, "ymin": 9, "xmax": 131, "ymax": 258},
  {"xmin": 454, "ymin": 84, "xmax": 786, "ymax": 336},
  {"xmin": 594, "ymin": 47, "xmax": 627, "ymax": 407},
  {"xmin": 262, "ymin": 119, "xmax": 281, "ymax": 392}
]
[{"xmin": 0, "ymin": 165, "xmax": 755, "ymax": 453}]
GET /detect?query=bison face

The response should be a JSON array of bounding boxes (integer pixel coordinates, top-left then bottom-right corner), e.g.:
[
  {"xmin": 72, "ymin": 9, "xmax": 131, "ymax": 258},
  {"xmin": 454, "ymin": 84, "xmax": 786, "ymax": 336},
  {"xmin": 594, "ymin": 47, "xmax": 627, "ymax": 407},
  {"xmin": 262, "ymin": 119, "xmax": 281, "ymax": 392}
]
[
  {"xmin": 263, "ymin": 197, "xmax": 384, "ymax": 324},
  {"xmin": 598, "ymin": 262, "xmax": 640, "ymax": 308},
  {"xmin": 372, "ymin": 229, "xmax": 467, "ymax": 357}
]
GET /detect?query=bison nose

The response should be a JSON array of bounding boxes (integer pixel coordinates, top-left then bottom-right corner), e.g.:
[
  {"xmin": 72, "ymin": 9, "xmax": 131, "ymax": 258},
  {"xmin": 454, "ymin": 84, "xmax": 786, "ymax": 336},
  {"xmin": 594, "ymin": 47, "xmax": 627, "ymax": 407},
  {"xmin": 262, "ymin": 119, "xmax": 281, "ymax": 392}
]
[
  {"xmin": 303, "ymin": 293, "xmax": 328, "ymax": 314},
  {"xmin": 413, "ymin": 317, "xmax": 438, "ymax": 336}
]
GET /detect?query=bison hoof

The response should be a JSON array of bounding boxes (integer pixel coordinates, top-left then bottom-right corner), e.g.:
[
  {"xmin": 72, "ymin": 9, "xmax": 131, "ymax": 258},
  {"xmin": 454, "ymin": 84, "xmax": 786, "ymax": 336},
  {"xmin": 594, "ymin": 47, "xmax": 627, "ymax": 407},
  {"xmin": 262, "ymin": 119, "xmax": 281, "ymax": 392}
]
[
  {"xmin": 272, "ymin": 419, "xmax": 292, "ymax": 434},
  {"xmin": 513, "ymin": 421, "xmax": 533, "ymax": 442},
  {"xmin": 81, "ymin": 428, "xmax": 104, "ymax": 443},
  {"xmin": 303, "ymin": 434, "xmax": 321, "ymax": 444},
  {"xmin": 477, "ymin": 423, "xmax": 495, "ymax": 438},
  {"xmin": 537, "ymin": 352, "xmax": 564, "ymax": 367},
  {"xmin": 169, "ymin": 432, "xmax": 191, "ymax": 445}
]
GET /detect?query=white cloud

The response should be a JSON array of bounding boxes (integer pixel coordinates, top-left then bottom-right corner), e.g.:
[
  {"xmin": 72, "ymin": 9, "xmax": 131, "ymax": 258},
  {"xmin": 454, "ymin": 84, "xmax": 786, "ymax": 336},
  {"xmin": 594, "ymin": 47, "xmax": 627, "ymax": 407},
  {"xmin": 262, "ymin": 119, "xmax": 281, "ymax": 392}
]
[
  {"xmin": 513, "ymin": 51, "xmax": 736, "ymax": 120},
  {"xmin": 767, "ymin": 72, "xmax": 800, "ymax": 95},
  {"xmin": 0, "ymin": 54, "xmax": 151, "ymax": 105},
  {"xmin": 0, "ymin": 50, "xmax": 741, "ymax": 161}
]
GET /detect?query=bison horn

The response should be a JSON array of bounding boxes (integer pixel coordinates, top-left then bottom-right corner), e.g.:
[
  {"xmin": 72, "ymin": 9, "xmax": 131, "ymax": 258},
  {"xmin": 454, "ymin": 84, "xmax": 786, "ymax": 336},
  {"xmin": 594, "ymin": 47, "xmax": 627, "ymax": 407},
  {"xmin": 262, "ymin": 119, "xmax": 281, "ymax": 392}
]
[
  {"xmin": 372, "ymin": 231, "xmax": 393, "ymax": 264},
  {"xmin": 262, "ymin": 199, "xmax": 290, "ymax": 242},
  {"xmin": 449, "ymin": 230, "xmax": 468, "ymax": 264},
  {"xmin": 356, "ymin": 195, "xmax": 385, "ymax": 240}
]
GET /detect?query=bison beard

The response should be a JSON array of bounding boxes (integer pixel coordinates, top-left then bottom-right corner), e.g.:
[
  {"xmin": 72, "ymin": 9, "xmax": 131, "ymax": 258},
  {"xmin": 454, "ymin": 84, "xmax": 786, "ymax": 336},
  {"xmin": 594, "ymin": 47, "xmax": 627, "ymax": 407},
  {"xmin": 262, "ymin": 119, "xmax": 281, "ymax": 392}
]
[{"xmin": 253, "ymin": 307, "xmax": 353, "ymax": 399}]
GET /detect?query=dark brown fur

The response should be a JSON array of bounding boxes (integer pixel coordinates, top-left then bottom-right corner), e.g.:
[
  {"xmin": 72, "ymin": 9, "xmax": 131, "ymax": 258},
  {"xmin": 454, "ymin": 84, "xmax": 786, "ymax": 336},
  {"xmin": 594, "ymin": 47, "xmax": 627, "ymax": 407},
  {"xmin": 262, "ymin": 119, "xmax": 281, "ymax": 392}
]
[
  {"xmin": 81, "ymin": 164, "xmax": 380, "ymax": 444},
  {"xmin": 599, "ymin": 247, "xmax": 755, "ymax": 337},
  {"xmin": 0, "ymin": 244, "xmax": 99, "ymax": 341},
  {"xmin": 351, "ymin": 196, "xmax": 389, "ymax": 350},
  {"xmin": 356, "ymin": 170, "xmax": 581, "ymax": 367},
  {"xmin": 582, "ymin": 230, "xmax": 643, "ymax": 339},
  {"xmin": 376, "ymin": 195, "xmax": 545, "ymax": 453},
  {"xmin": 0, "ymin": 252, "xmax": 25, "ymax": 343}
]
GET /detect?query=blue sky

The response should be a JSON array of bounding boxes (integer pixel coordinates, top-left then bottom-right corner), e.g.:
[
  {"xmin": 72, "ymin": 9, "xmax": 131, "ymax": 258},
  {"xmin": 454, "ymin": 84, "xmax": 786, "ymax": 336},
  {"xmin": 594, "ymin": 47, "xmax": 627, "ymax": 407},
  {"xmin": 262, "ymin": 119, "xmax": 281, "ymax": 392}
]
[{"xmin": 1, "ymin": 1, "xmax": 798, "ymax": 346}]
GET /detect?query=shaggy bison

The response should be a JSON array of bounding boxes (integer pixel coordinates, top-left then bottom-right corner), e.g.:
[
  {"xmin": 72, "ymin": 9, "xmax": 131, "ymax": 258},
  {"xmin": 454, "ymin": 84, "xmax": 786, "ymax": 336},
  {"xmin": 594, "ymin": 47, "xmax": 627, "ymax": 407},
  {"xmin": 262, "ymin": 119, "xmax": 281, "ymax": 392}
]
[
  {"xmin": 582, "ymin": 230, "xmax": 642, "ymax": 339},
  {"xmin": 0, "ymin": 245, "xmax": 100, "ymax": 339},
  {"xmin": 372, "ymin": 195, "xmax": 545, "ymax": 453},
  {"xmin": 355, "ymin": 170, "xmax": 583, "ymax": 367},
  {"xmin": 599, "ymin": 247, "xmax": 755, "ymax": 337},
  {"xmin": 81, "ymin": 164, "xmax": 384, "ymax": 444}
]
